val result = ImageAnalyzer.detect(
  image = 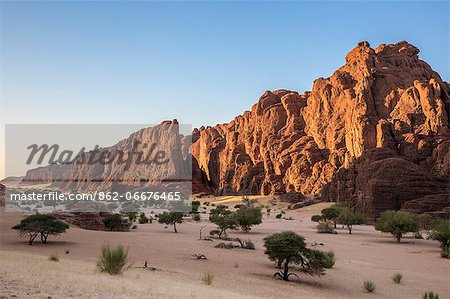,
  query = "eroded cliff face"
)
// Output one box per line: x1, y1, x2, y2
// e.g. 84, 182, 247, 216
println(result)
192, 41, 450, 218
